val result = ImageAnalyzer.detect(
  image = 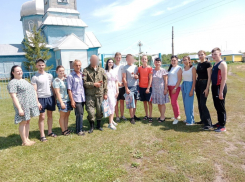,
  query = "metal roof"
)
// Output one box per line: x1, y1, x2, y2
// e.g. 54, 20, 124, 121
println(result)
47, 8, 80, 14
20, 0, 44, 17
53, 33, 89, 51
0, 44, 25, 56
85, 32, 102, 48
42, 16, 88, 27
